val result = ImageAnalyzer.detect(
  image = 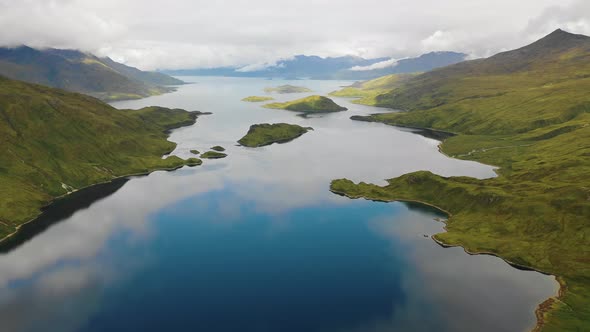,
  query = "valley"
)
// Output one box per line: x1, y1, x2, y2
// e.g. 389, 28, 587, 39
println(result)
0, 4, 588, 328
